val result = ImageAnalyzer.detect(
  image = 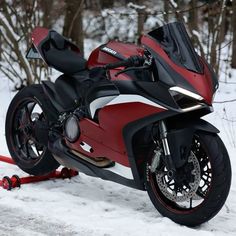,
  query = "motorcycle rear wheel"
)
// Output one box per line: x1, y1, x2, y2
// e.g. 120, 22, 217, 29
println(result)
145, 131, 231, 227
5, 85, 60, 176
